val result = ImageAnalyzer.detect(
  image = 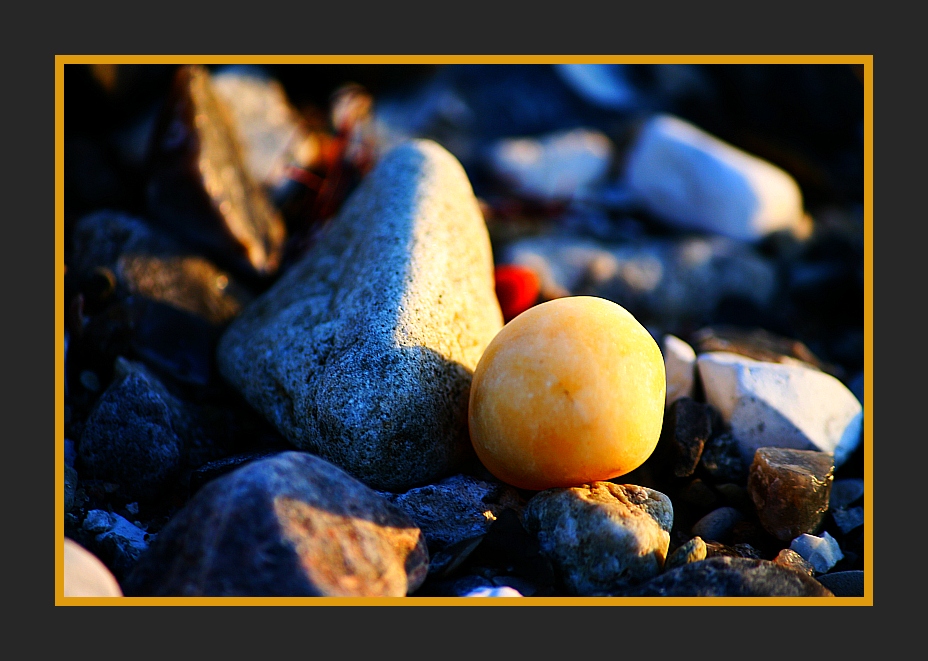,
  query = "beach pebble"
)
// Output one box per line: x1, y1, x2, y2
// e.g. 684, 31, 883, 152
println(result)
217, 139, 503, 491
691, 506, 743, 543
697, 351, 863, 467
790, 531, 844, 574
78, 358, 187, 502
64, 538, 123, 597
663, 334, 696, 405
486, 128, 613, 202
82, 509, 151, 580
747, 447, 834, 542
663, 536, 707, 572
623, 113, 807, 242
468, 296, 665, 490
523, 482, 673, 595
378, 474, 522, 551
462, 585, 523, 597
121, 452, 429, 597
